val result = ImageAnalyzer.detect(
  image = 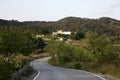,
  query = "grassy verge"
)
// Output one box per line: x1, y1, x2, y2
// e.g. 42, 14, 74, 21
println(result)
48, 58, 120, 79
80, 62, 120, 79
